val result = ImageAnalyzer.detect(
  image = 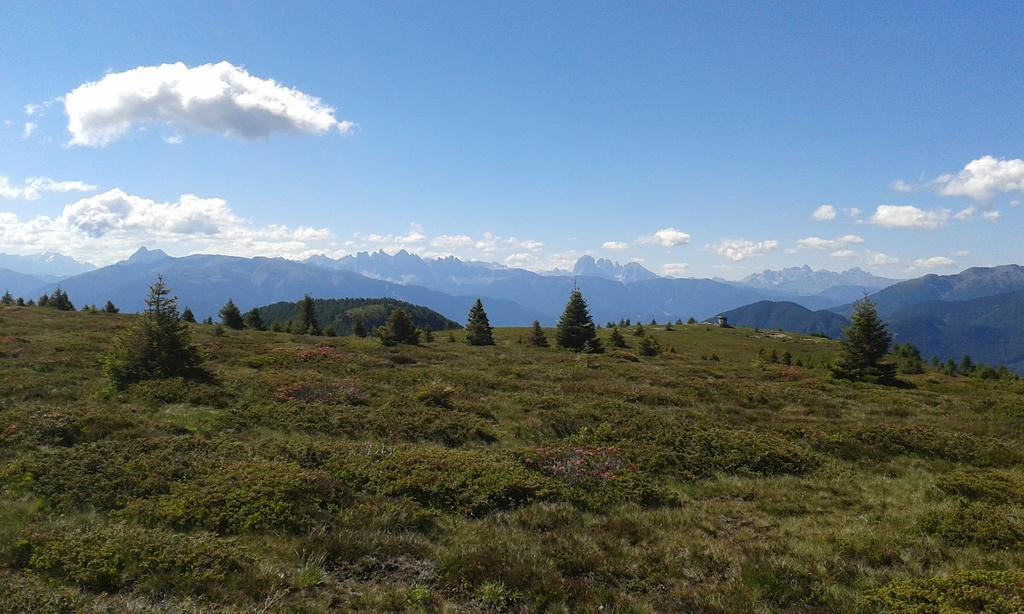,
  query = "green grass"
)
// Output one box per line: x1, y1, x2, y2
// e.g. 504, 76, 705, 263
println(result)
1, 305, 1023, 611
